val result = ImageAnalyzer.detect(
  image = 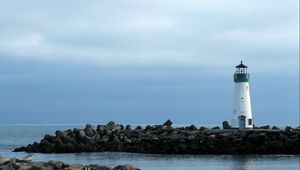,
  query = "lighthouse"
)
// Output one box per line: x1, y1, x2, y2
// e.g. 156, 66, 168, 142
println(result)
231, 61, 253, 129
